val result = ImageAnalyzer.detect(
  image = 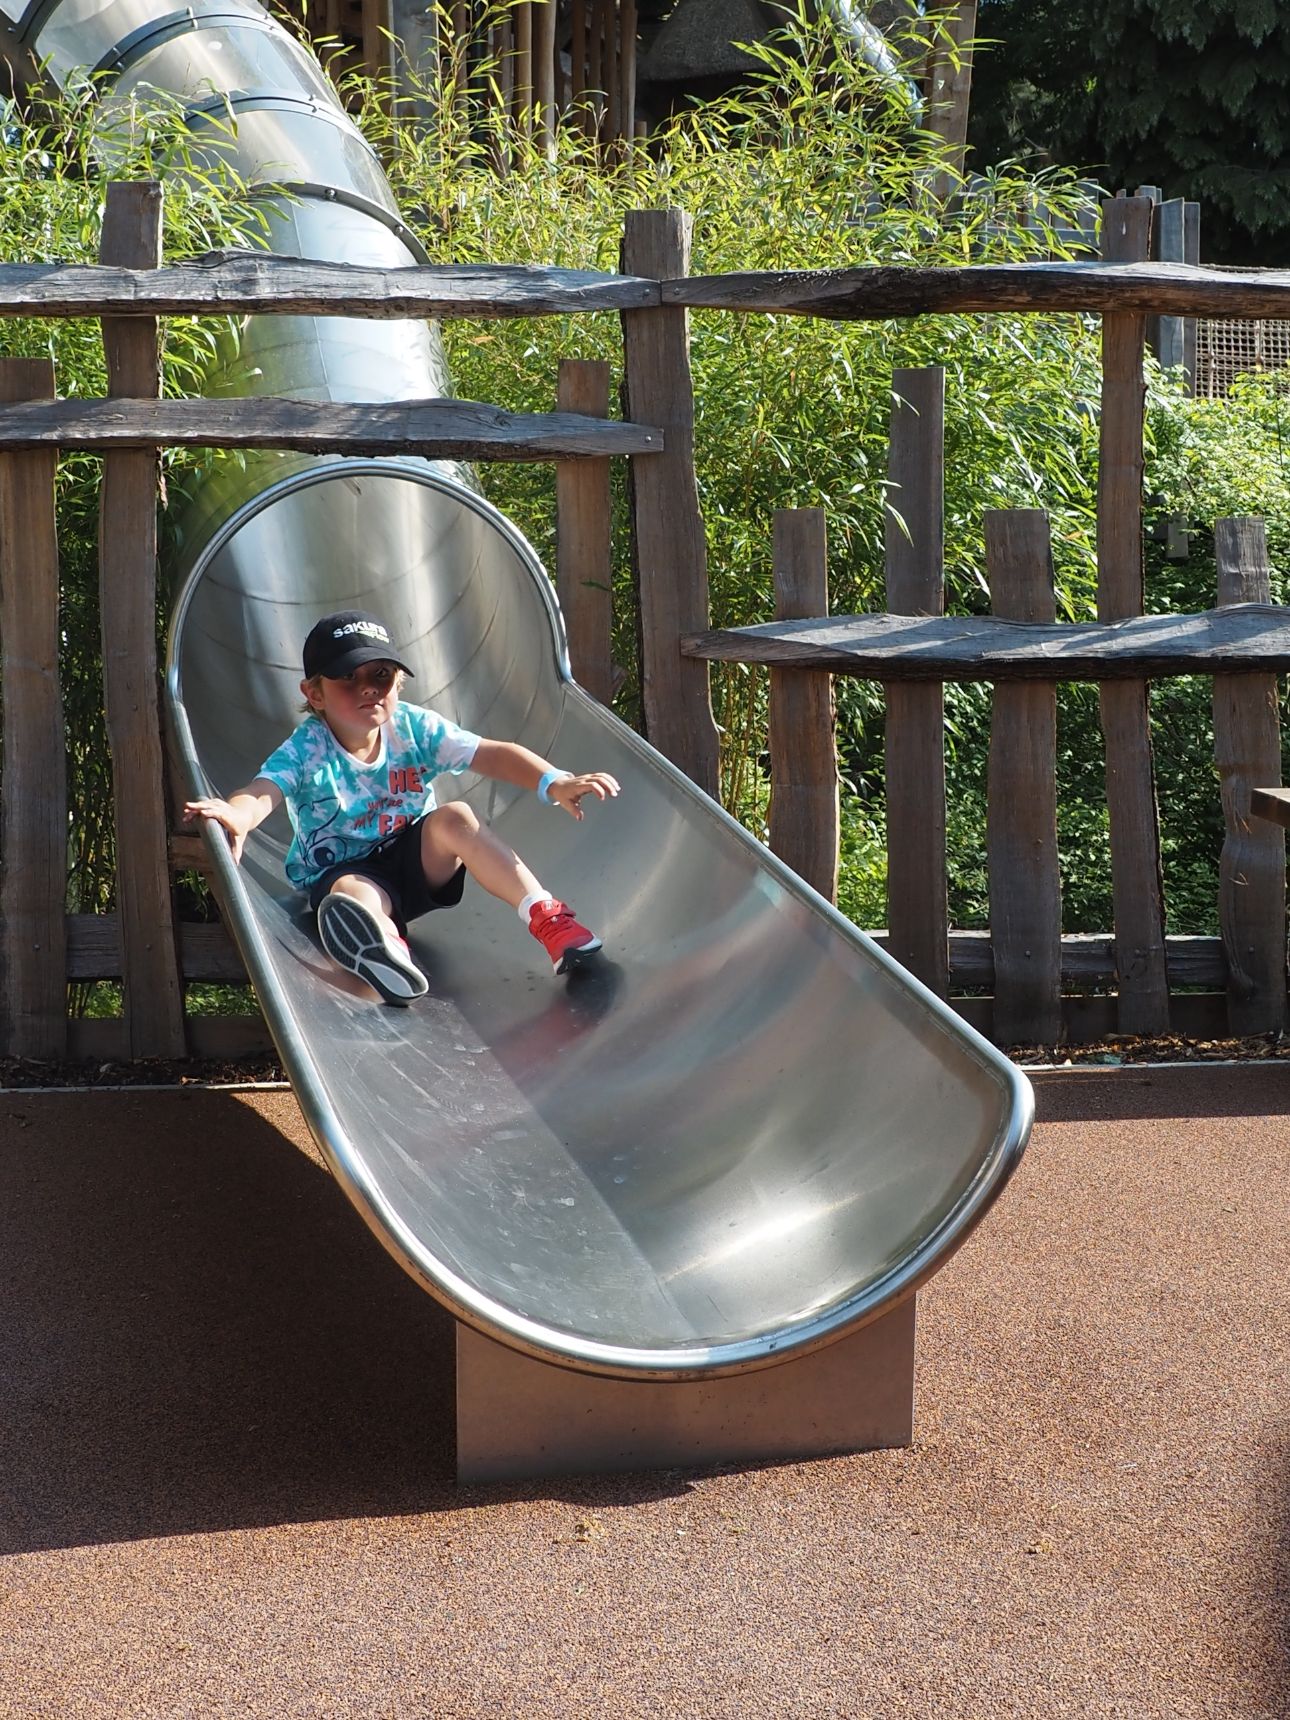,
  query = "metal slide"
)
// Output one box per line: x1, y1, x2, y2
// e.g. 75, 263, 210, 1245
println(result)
7, 0, 1032, 1383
